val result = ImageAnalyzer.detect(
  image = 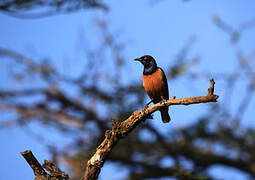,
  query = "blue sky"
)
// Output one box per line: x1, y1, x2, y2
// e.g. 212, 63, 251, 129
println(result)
0, 0, 255, 179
